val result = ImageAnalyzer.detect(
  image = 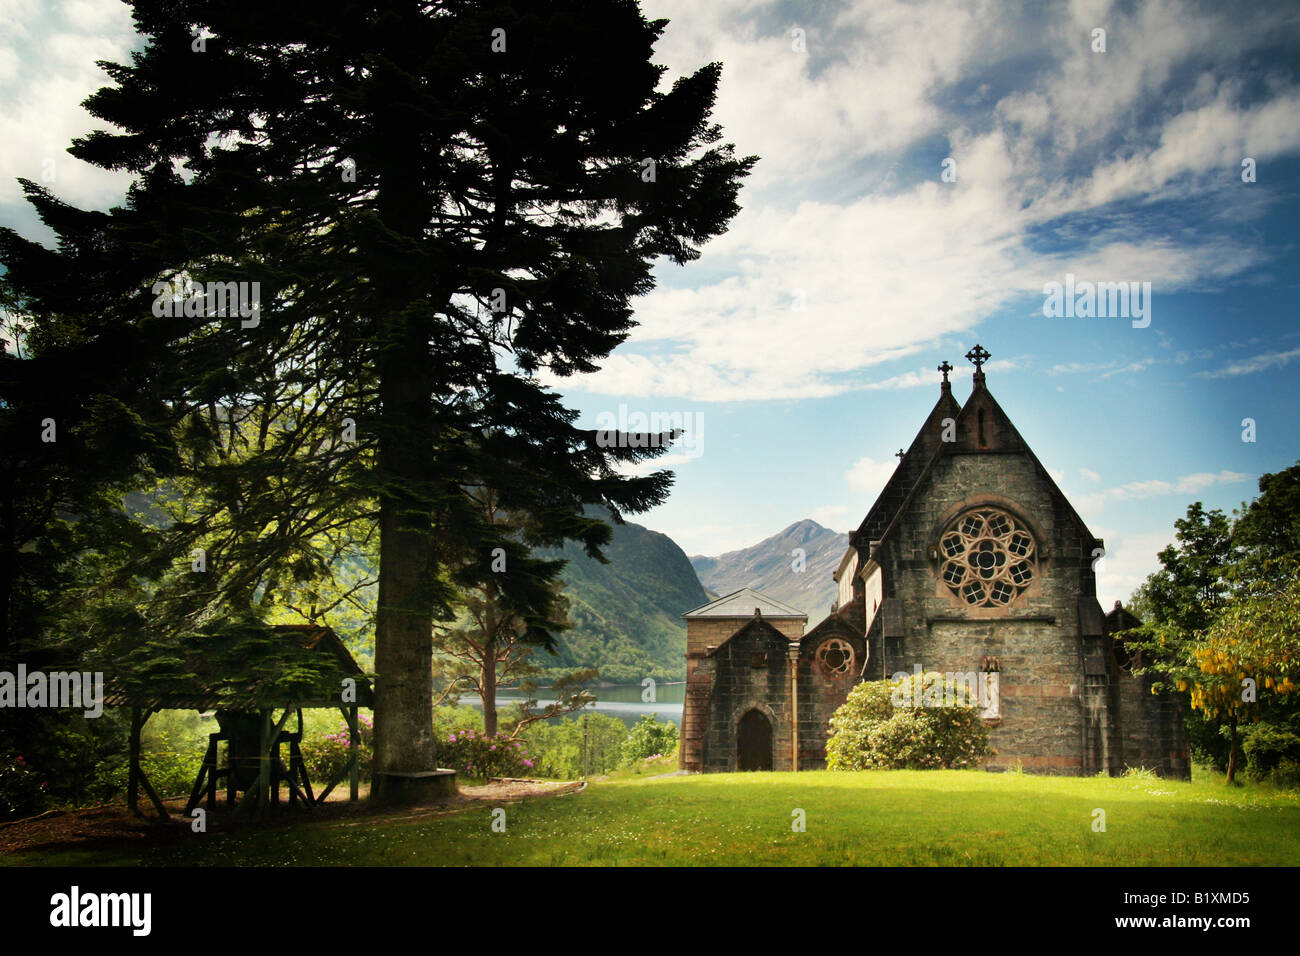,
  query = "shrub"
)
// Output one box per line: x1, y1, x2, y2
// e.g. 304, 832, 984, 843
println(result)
826, 672, 992, 771
0, 755, 47, 820
1265, 758, 1300, 788
621, 714, 679, 765
439, 729, 532, 780
433, 704, 484, 738
1242, 723, 1300, 784
1, 708, 131, 808
300, 713, 373, 786
520, 713, 629, 779
95, 710, 210, 801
